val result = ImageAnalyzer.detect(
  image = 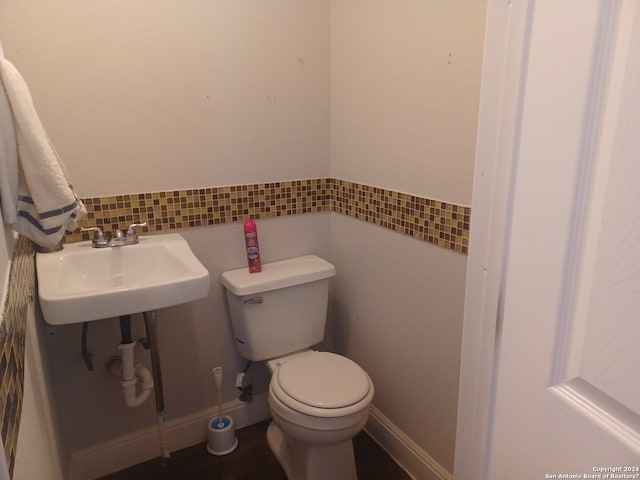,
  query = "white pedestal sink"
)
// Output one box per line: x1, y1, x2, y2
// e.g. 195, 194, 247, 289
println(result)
36, 233, 210, 325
